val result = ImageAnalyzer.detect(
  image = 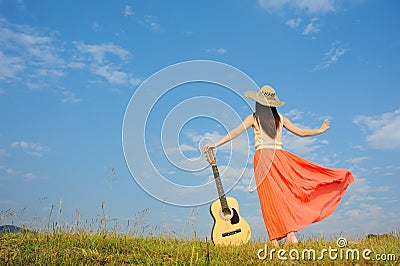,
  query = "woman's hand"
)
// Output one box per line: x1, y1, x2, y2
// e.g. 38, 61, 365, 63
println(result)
320, 119, 331, 133
203, 143, 216, 153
